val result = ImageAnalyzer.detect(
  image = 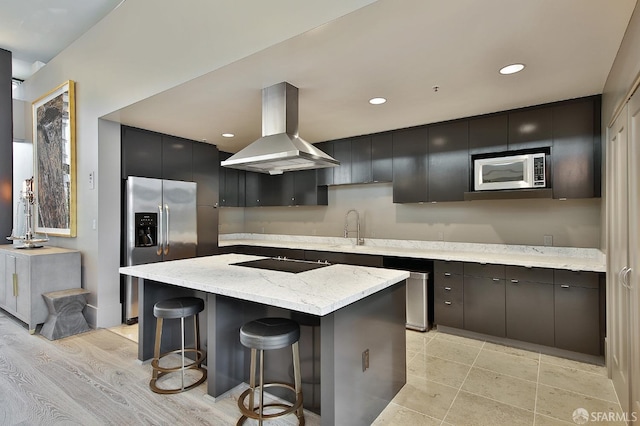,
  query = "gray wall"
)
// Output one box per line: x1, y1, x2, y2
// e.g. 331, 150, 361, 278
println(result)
13, 0, 377, 328
232, 183, 601, 248
1, 49, 12, 242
